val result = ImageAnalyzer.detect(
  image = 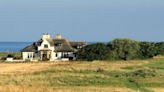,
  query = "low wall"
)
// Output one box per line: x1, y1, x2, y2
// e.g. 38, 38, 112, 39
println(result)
6, 58, 24, 62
